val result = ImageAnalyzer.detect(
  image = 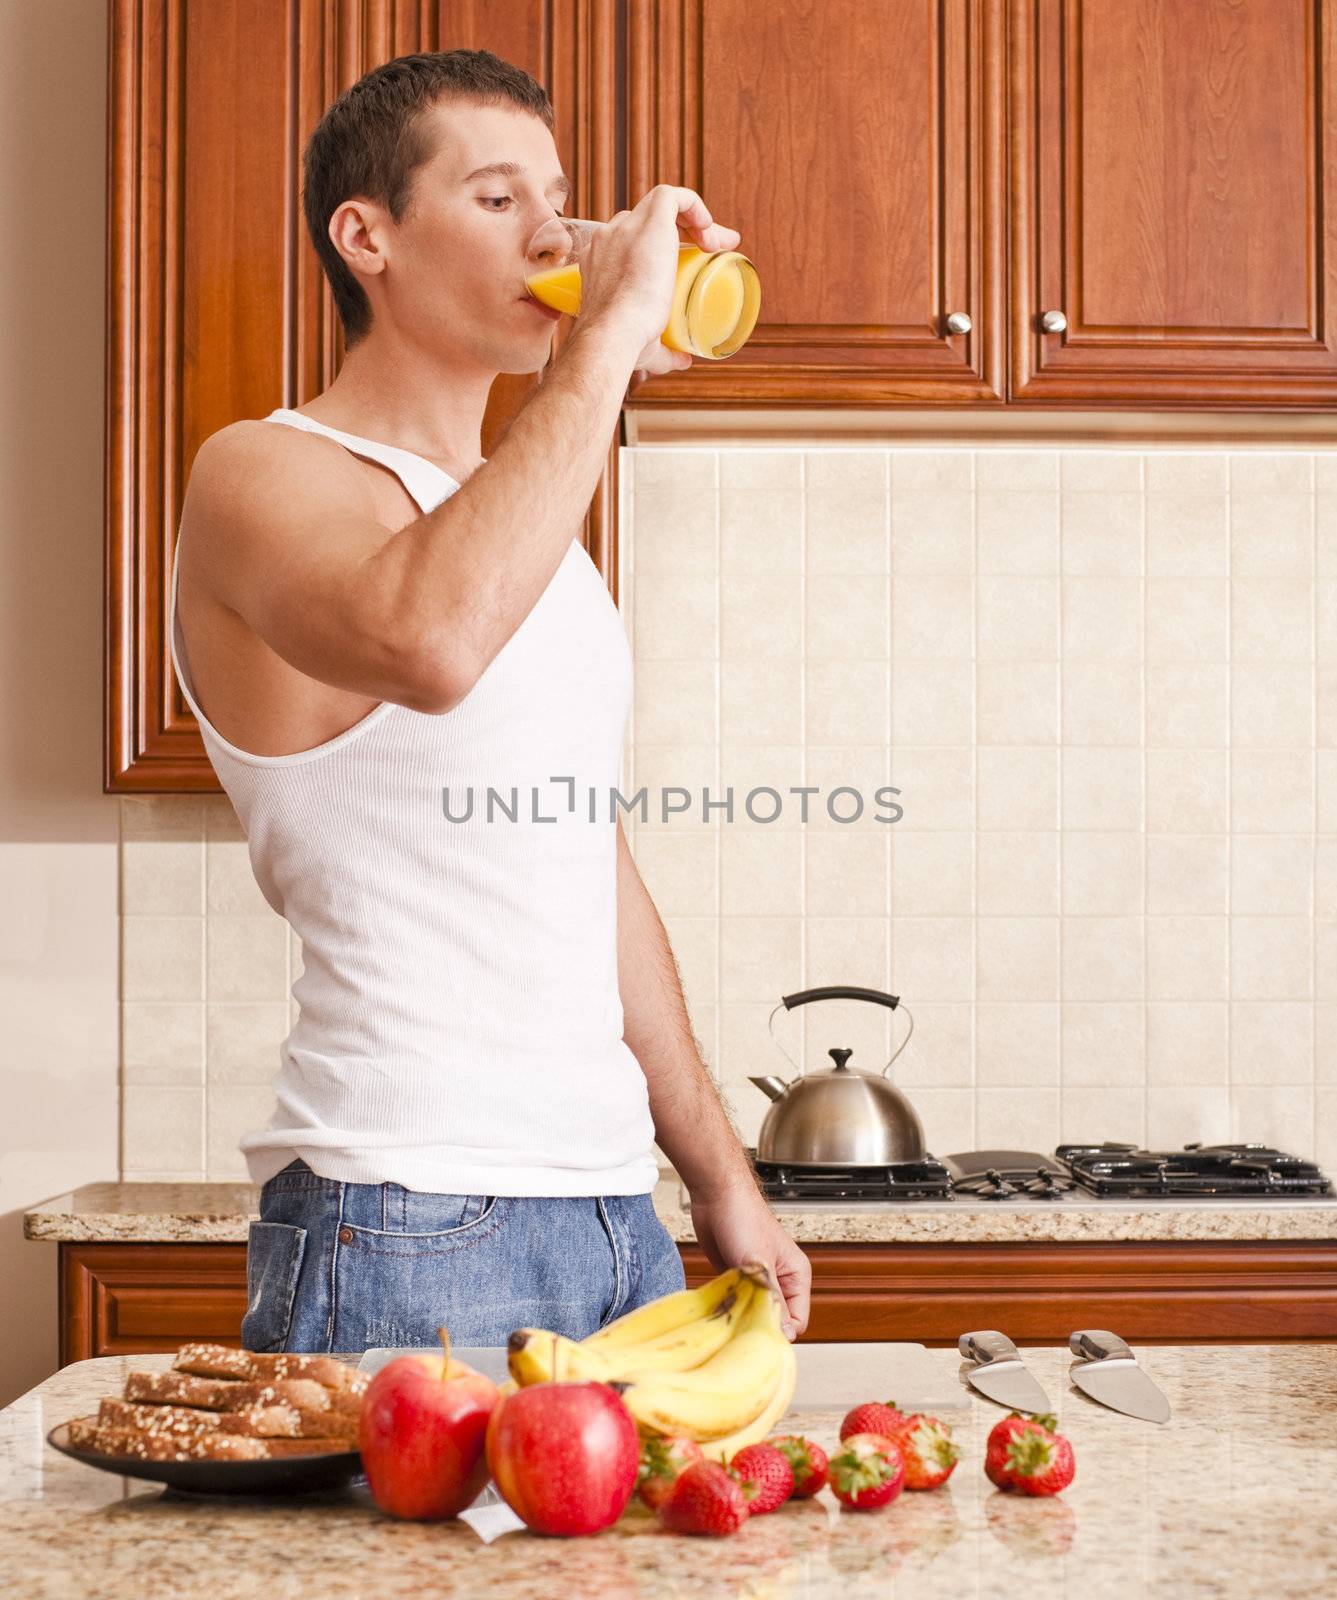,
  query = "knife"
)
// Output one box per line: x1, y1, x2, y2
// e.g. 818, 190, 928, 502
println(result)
958, 1330, 1054, 1414
1068, 1329, 1172, 1424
